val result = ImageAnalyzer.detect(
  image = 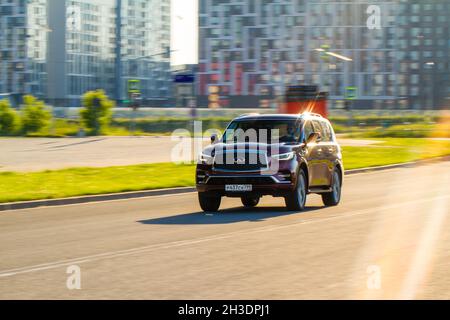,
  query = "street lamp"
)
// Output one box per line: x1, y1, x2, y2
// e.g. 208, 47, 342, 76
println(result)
314, 47, 353, 91
314, 48, 353, 62
120, 47, 177, 102
122, 47, 176, 61
425, 61, 435, 110
315, 47, 354, 127
314, 46, 354, 105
